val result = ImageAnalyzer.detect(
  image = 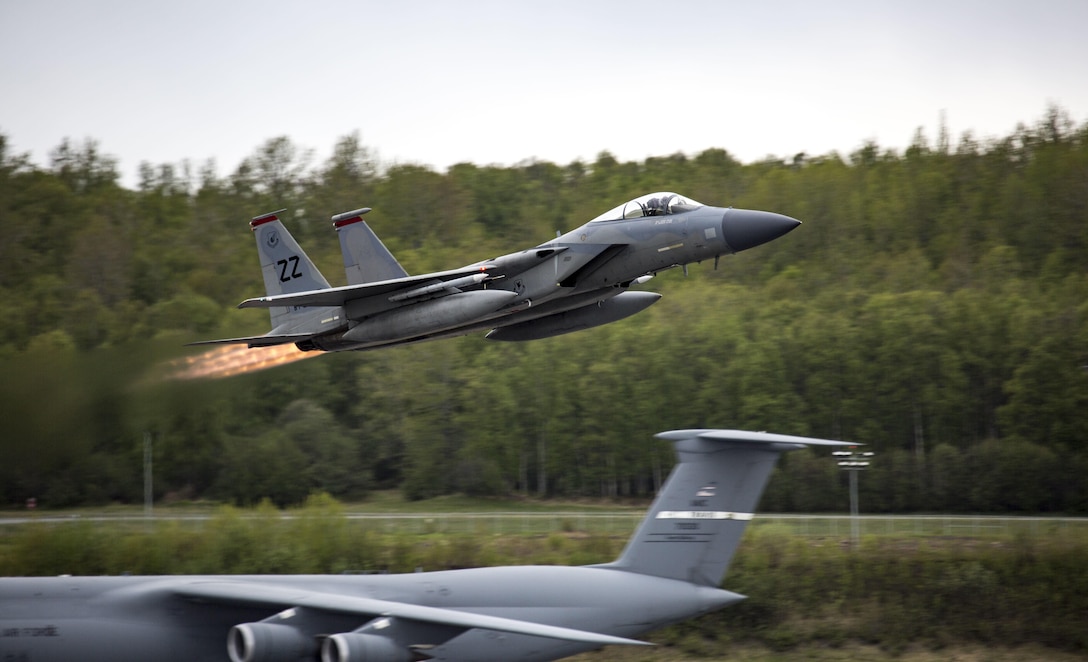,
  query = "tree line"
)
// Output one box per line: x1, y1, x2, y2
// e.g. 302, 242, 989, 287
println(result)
0, 106, 1085, 512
